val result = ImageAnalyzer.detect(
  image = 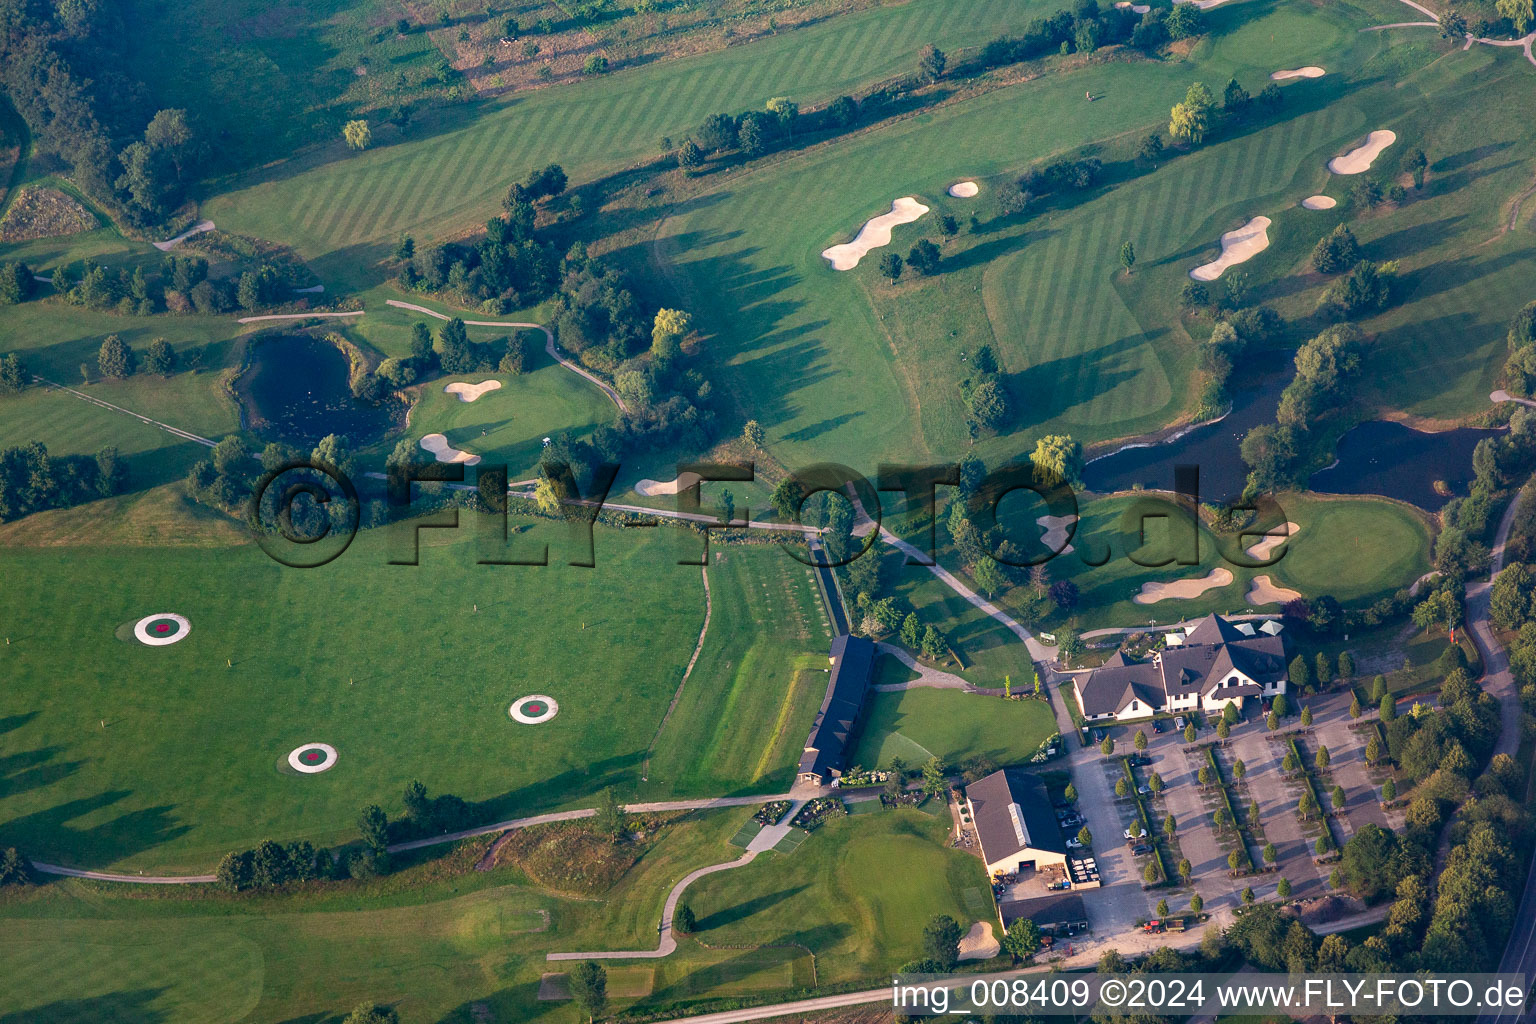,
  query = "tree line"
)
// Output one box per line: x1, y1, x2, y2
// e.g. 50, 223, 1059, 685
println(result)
0, 0, 203, 227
